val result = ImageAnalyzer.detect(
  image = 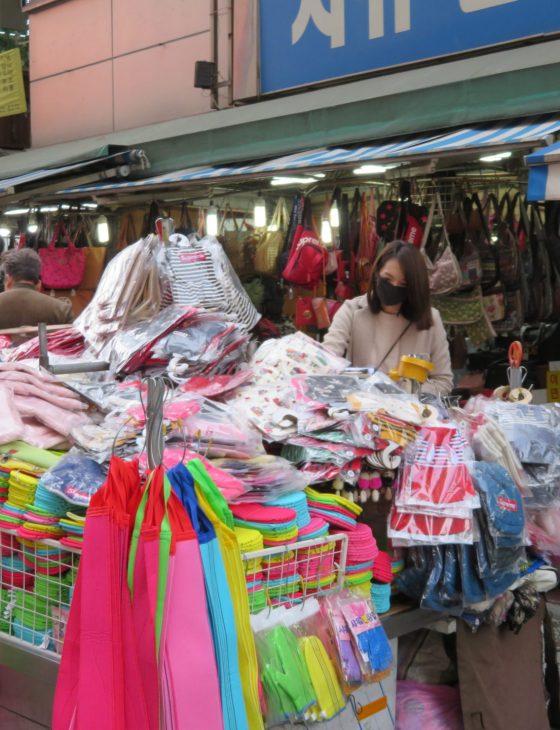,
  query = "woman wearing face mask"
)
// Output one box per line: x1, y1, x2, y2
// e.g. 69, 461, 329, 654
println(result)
323, 240, 453, 396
